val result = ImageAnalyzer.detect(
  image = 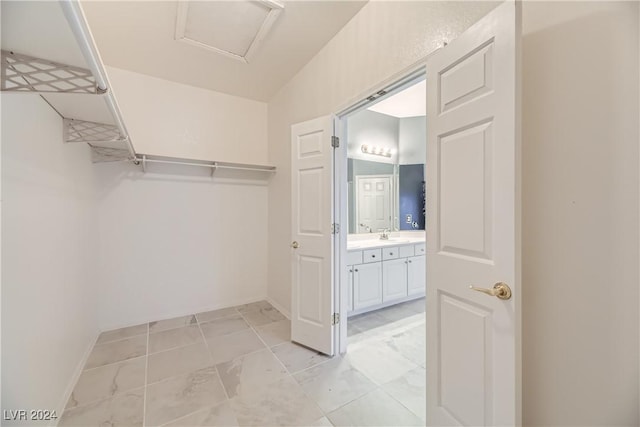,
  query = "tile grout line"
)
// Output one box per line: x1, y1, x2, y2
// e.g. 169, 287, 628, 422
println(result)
63, 386, 148, 415
196, 309, 233, 403
142, 322, 150, 427
146, 315, 225, 427
93, 331, 148, 347
78, 353, 146, 373
240, 310, 331, 422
